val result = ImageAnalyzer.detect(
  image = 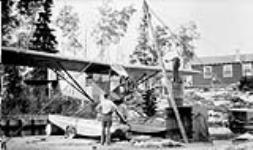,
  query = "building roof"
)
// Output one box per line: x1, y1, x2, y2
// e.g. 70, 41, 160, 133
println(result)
191, 53, 253, 65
